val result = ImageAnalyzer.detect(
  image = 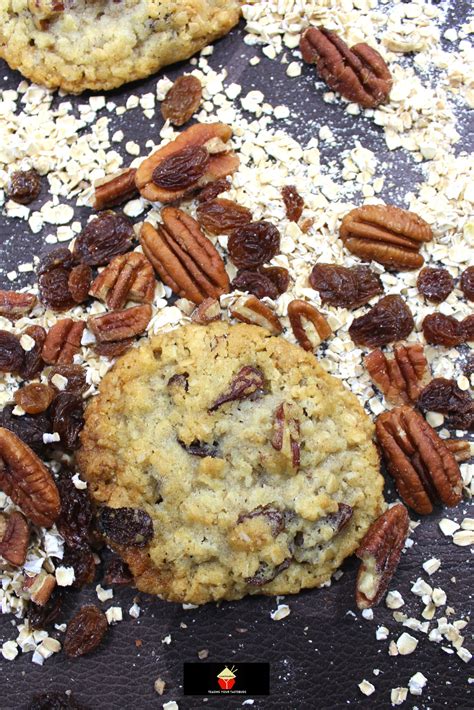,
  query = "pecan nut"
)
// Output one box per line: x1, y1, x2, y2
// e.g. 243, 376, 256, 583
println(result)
88, 304, 152, 343
23, 571, 57, 605
376, 406, 463, 515
0, 427, 60, 527
230, 295, 282, 335
0, 290, 37, 319
140, 208, 229, 305
89, 252, 155, 310
340, 205, 433, 270
288, 299, 332, 350
445, 439, 472, 463
271, 402, 301, 470
209, 366, 266, 411
28, 0, 64, 29
300, 27, 392, 108
135, 123, 239, 203
355, 503, 409, 609
191, 298, 222, 325
365, 343, 429, 405
42, 319, 85, 365
0, 511, 29, 566
93, 168, 138, 210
